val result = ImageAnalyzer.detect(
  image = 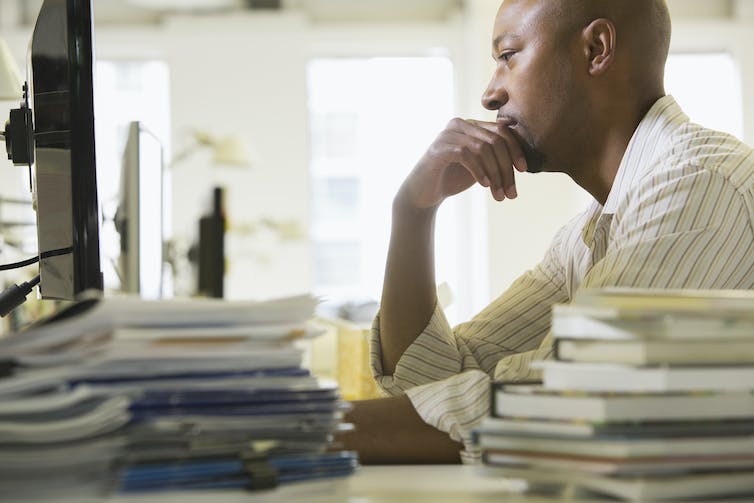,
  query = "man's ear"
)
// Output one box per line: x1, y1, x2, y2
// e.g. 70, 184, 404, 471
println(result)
582, 18, 616, 76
